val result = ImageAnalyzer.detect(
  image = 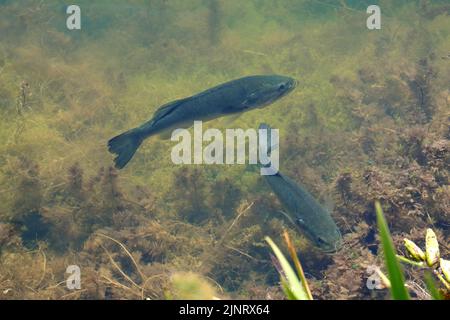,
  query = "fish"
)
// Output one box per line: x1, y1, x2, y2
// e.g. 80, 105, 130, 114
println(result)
107, 75, 297, 169
259, 123, 342, 253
